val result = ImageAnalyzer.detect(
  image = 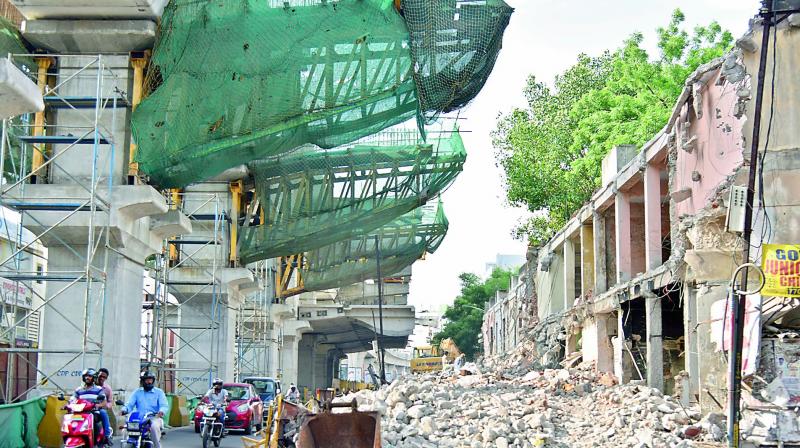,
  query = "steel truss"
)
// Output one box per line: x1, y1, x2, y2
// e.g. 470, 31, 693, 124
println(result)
142, 191, 227, 396
0, 54, 124, 402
